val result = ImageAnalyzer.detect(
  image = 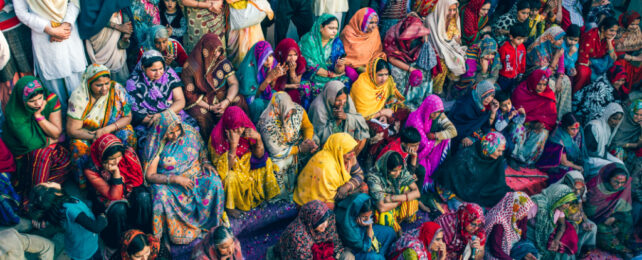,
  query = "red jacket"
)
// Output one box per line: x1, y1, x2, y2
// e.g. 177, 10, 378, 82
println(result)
498, 41, 526, 79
